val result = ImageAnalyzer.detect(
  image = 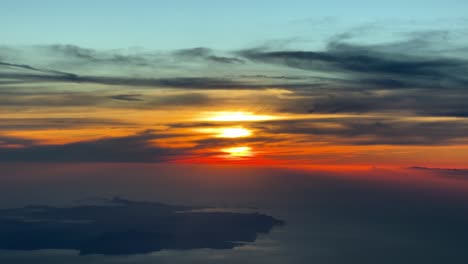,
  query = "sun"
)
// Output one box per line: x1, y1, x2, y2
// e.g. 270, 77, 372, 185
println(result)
206, 112, 275, 122
218, 127, 251, 138
221, 146, 252, 157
